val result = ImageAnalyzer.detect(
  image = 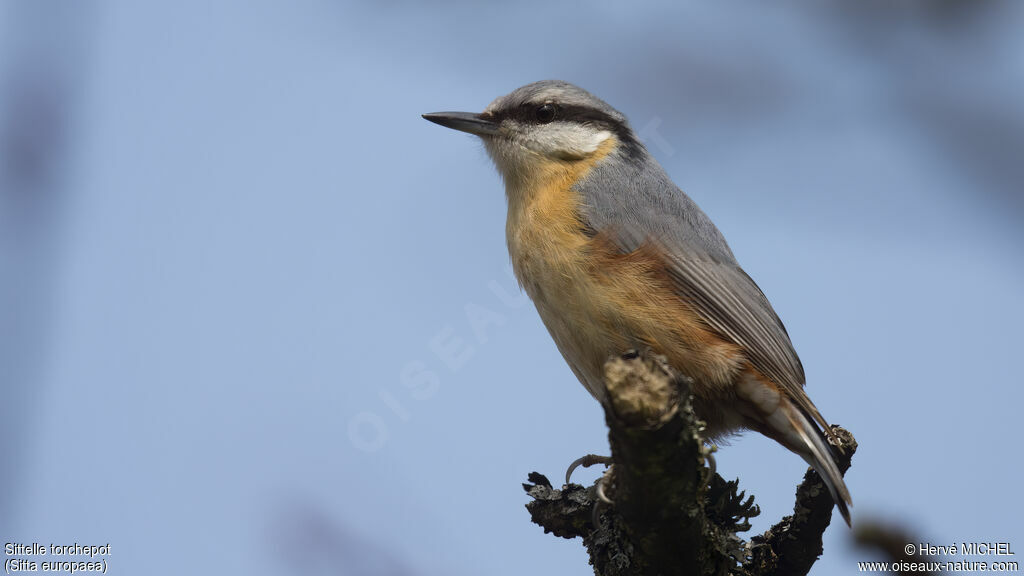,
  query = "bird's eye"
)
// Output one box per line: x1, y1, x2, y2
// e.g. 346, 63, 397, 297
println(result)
535, 103, 556, 124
